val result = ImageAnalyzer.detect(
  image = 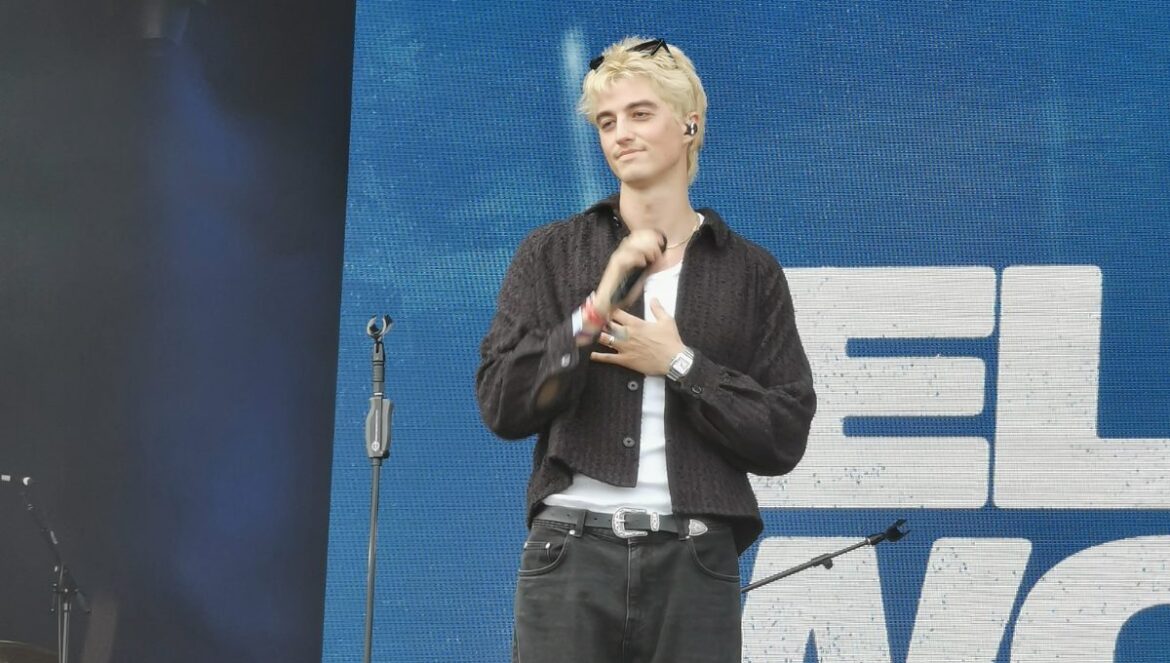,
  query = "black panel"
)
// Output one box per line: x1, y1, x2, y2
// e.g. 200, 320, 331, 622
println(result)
0, 2, 354, 660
